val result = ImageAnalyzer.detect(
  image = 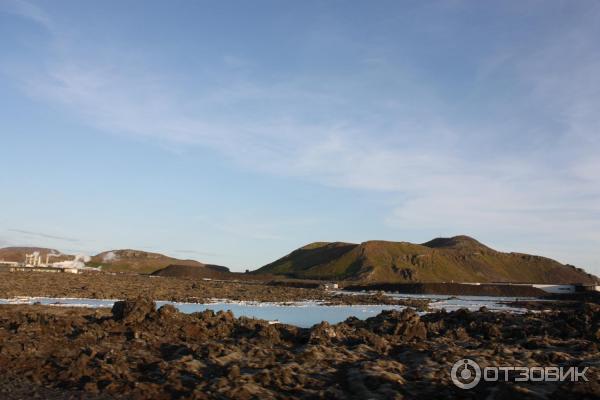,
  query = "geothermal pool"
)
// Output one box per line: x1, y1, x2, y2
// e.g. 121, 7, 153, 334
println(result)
0, 294, 533, 328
